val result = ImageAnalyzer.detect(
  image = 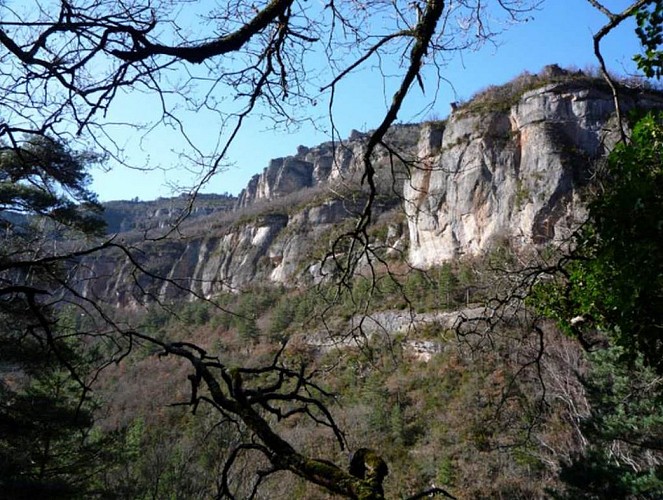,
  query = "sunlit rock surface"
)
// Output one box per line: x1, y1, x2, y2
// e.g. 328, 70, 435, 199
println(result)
405, 83, 663, 267
82, 77, 663, 305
